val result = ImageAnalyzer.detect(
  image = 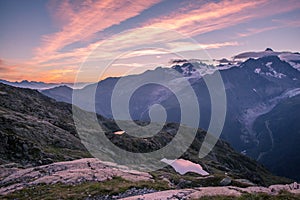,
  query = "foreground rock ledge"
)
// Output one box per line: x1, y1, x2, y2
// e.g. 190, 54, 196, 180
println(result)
0, 158, 152, 195
121, 183, 300, 200
0, 158, 299, 199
